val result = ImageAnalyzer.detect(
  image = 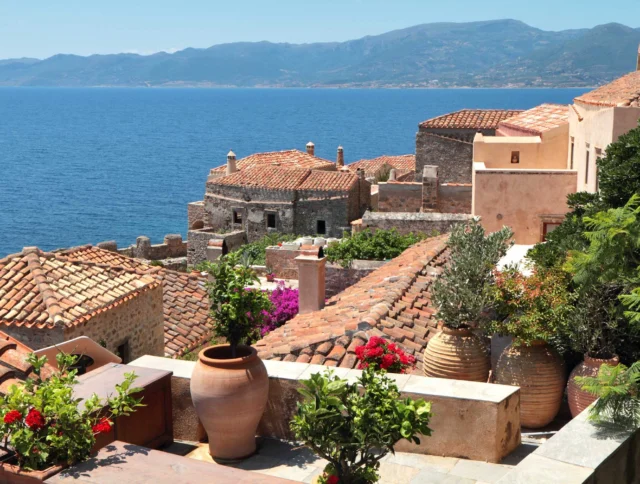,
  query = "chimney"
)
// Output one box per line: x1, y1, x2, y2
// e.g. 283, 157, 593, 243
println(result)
336, 146, 344, 167
356, 168, 365, 181
422, 165, 439, 212
388, 168, 397, 181
306, 141, 315, 156
295, 253, 326, 314
226, 150, 237, 175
